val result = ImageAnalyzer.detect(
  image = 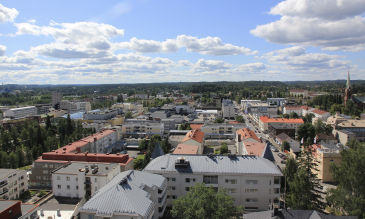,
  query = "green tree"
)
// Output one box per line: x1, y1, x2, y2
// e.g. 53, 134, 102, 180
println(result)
8, 152, 19, 169
214, 117, 224, 123
171, 183, 245, 219
289, 112, 299, 119
296, 123, 316, 143
220, 143, 228, 154
235, 115, 245, 123
287, 168, 315, 210
283, 157, 298, 193
46, 115, 52, 130
329, 104, 344, 115
25, 147, 33, 165
66, 114, 74, 135
302, 113, 314, 124
15, 148, 25, 168
283, 113, 290, 119
124, 111, 133, 118
160, 137, 171, 154
182, 101, 188, 105
314, 120, 326, 134
133, 155, 144, 170
138, 139, 148, 151
282, 140, 290, 151
326, 140, 365, 218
